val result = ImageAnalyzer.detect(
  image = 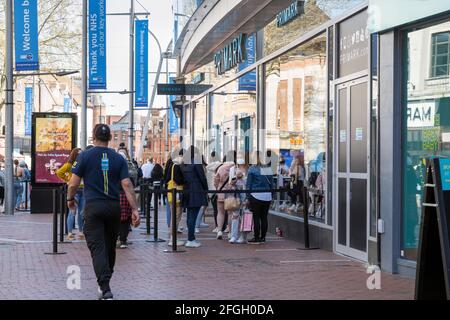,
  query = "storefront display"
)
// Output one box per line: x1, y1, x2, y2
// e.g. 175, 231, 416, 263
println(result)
402, 20, 450, 261
264, 33, 327, 220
